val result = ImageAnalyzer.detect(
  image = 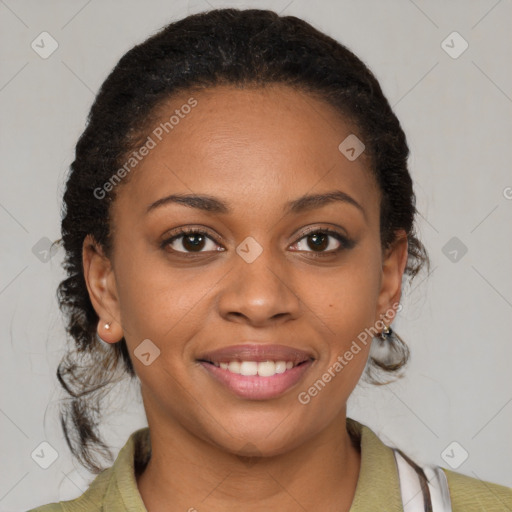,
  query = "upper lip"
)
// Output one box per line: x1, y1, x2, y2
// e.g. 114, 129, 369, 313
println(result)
197, 344, 315, 364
